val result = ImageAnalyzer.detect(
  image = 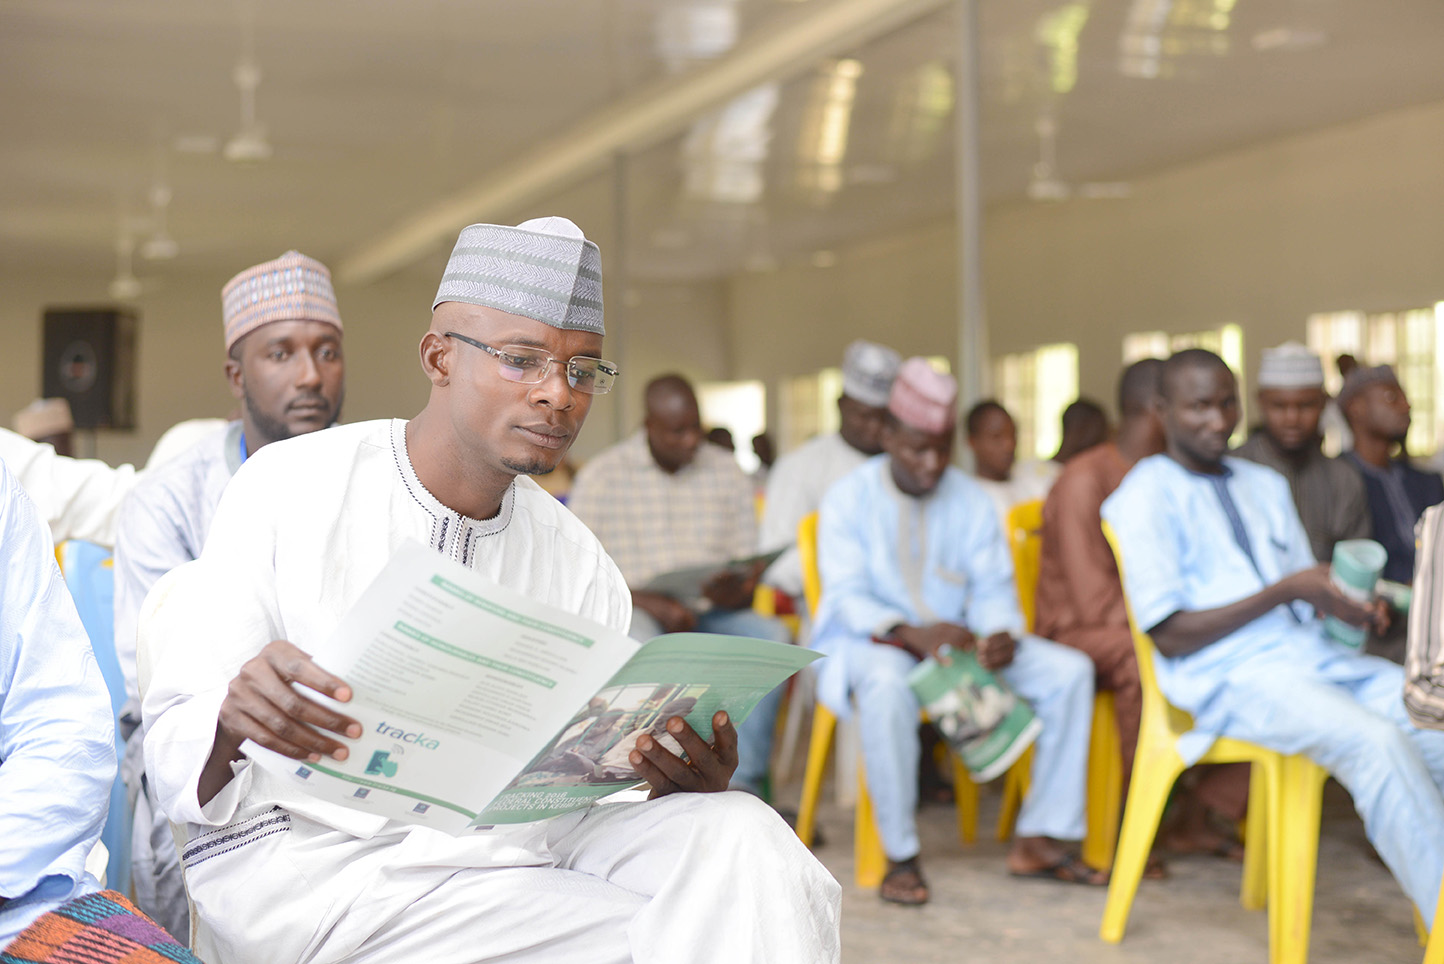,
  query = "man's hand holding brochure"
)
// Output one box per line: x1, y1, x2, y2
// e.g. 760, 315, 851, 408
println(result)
240, 540, 819, 833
